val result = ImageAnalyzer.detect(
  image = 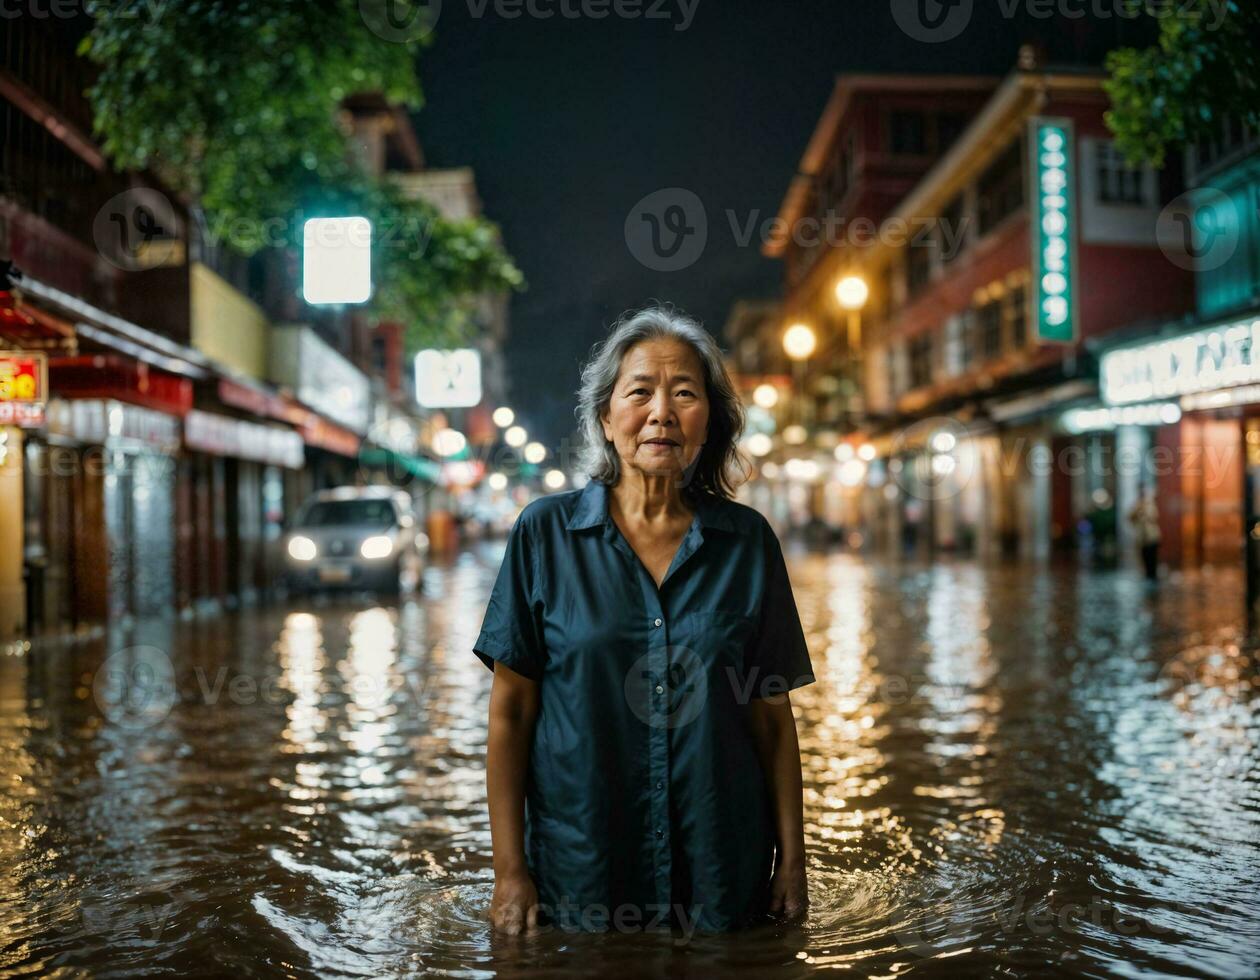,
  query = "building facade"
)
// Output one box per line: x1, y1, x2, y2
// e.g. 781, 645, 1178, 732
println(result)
760, 50, 1197, 564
